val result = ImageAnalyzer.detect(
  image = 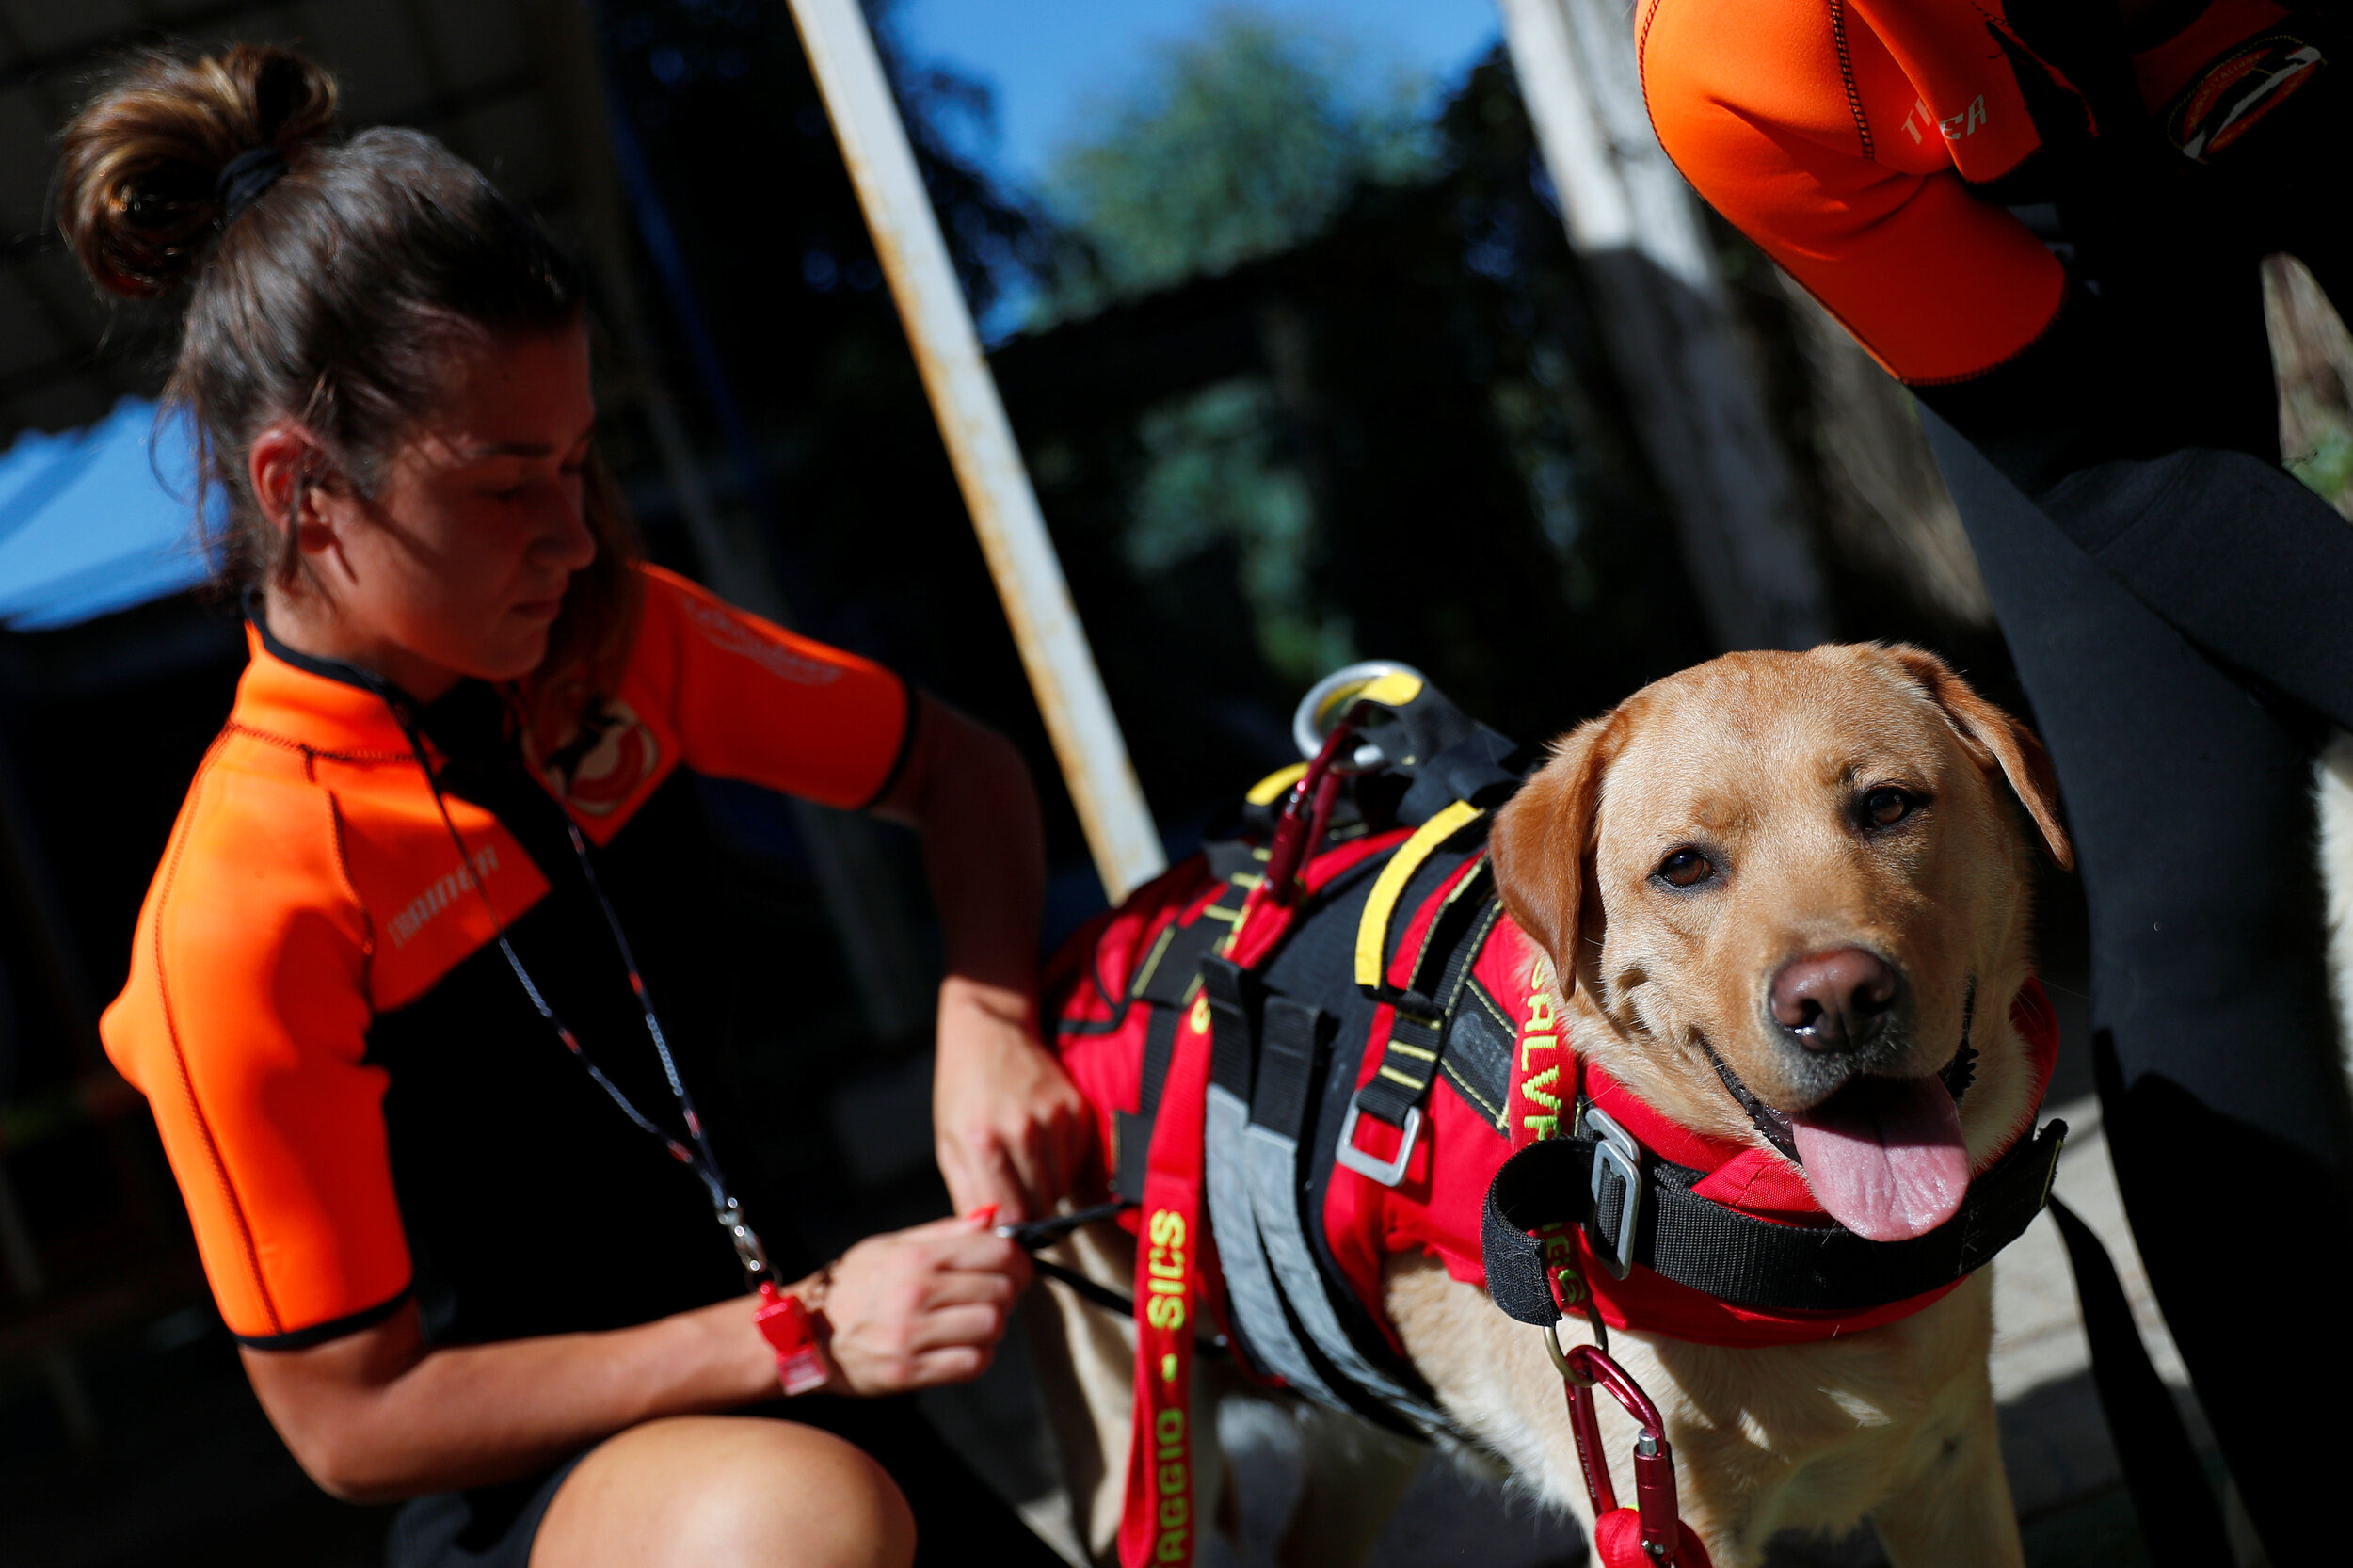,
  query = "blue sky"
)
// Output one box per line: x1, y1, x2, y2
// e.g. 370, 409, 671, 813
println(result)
887, 0, 1504, 192
0, 399, 215, 631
